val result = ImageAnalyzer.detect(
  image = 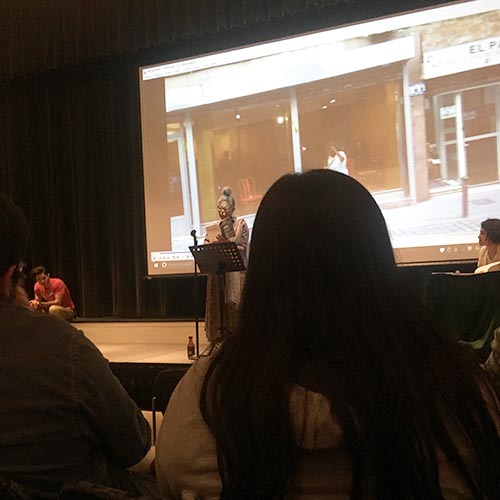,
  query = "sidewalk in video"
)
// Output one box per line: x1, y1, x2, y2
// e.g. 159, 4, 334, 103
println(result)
380, 184, 500, 250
